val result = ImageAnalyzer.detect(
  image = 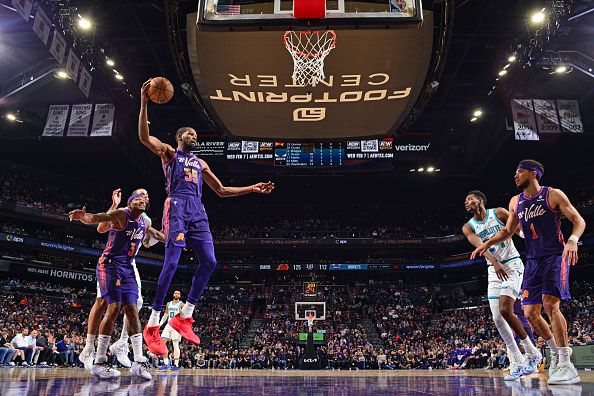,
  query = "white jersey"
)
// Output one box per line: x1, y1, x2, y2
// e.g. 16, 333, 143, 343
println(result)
166, 300, 183, 322
467, 208, 520, 265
